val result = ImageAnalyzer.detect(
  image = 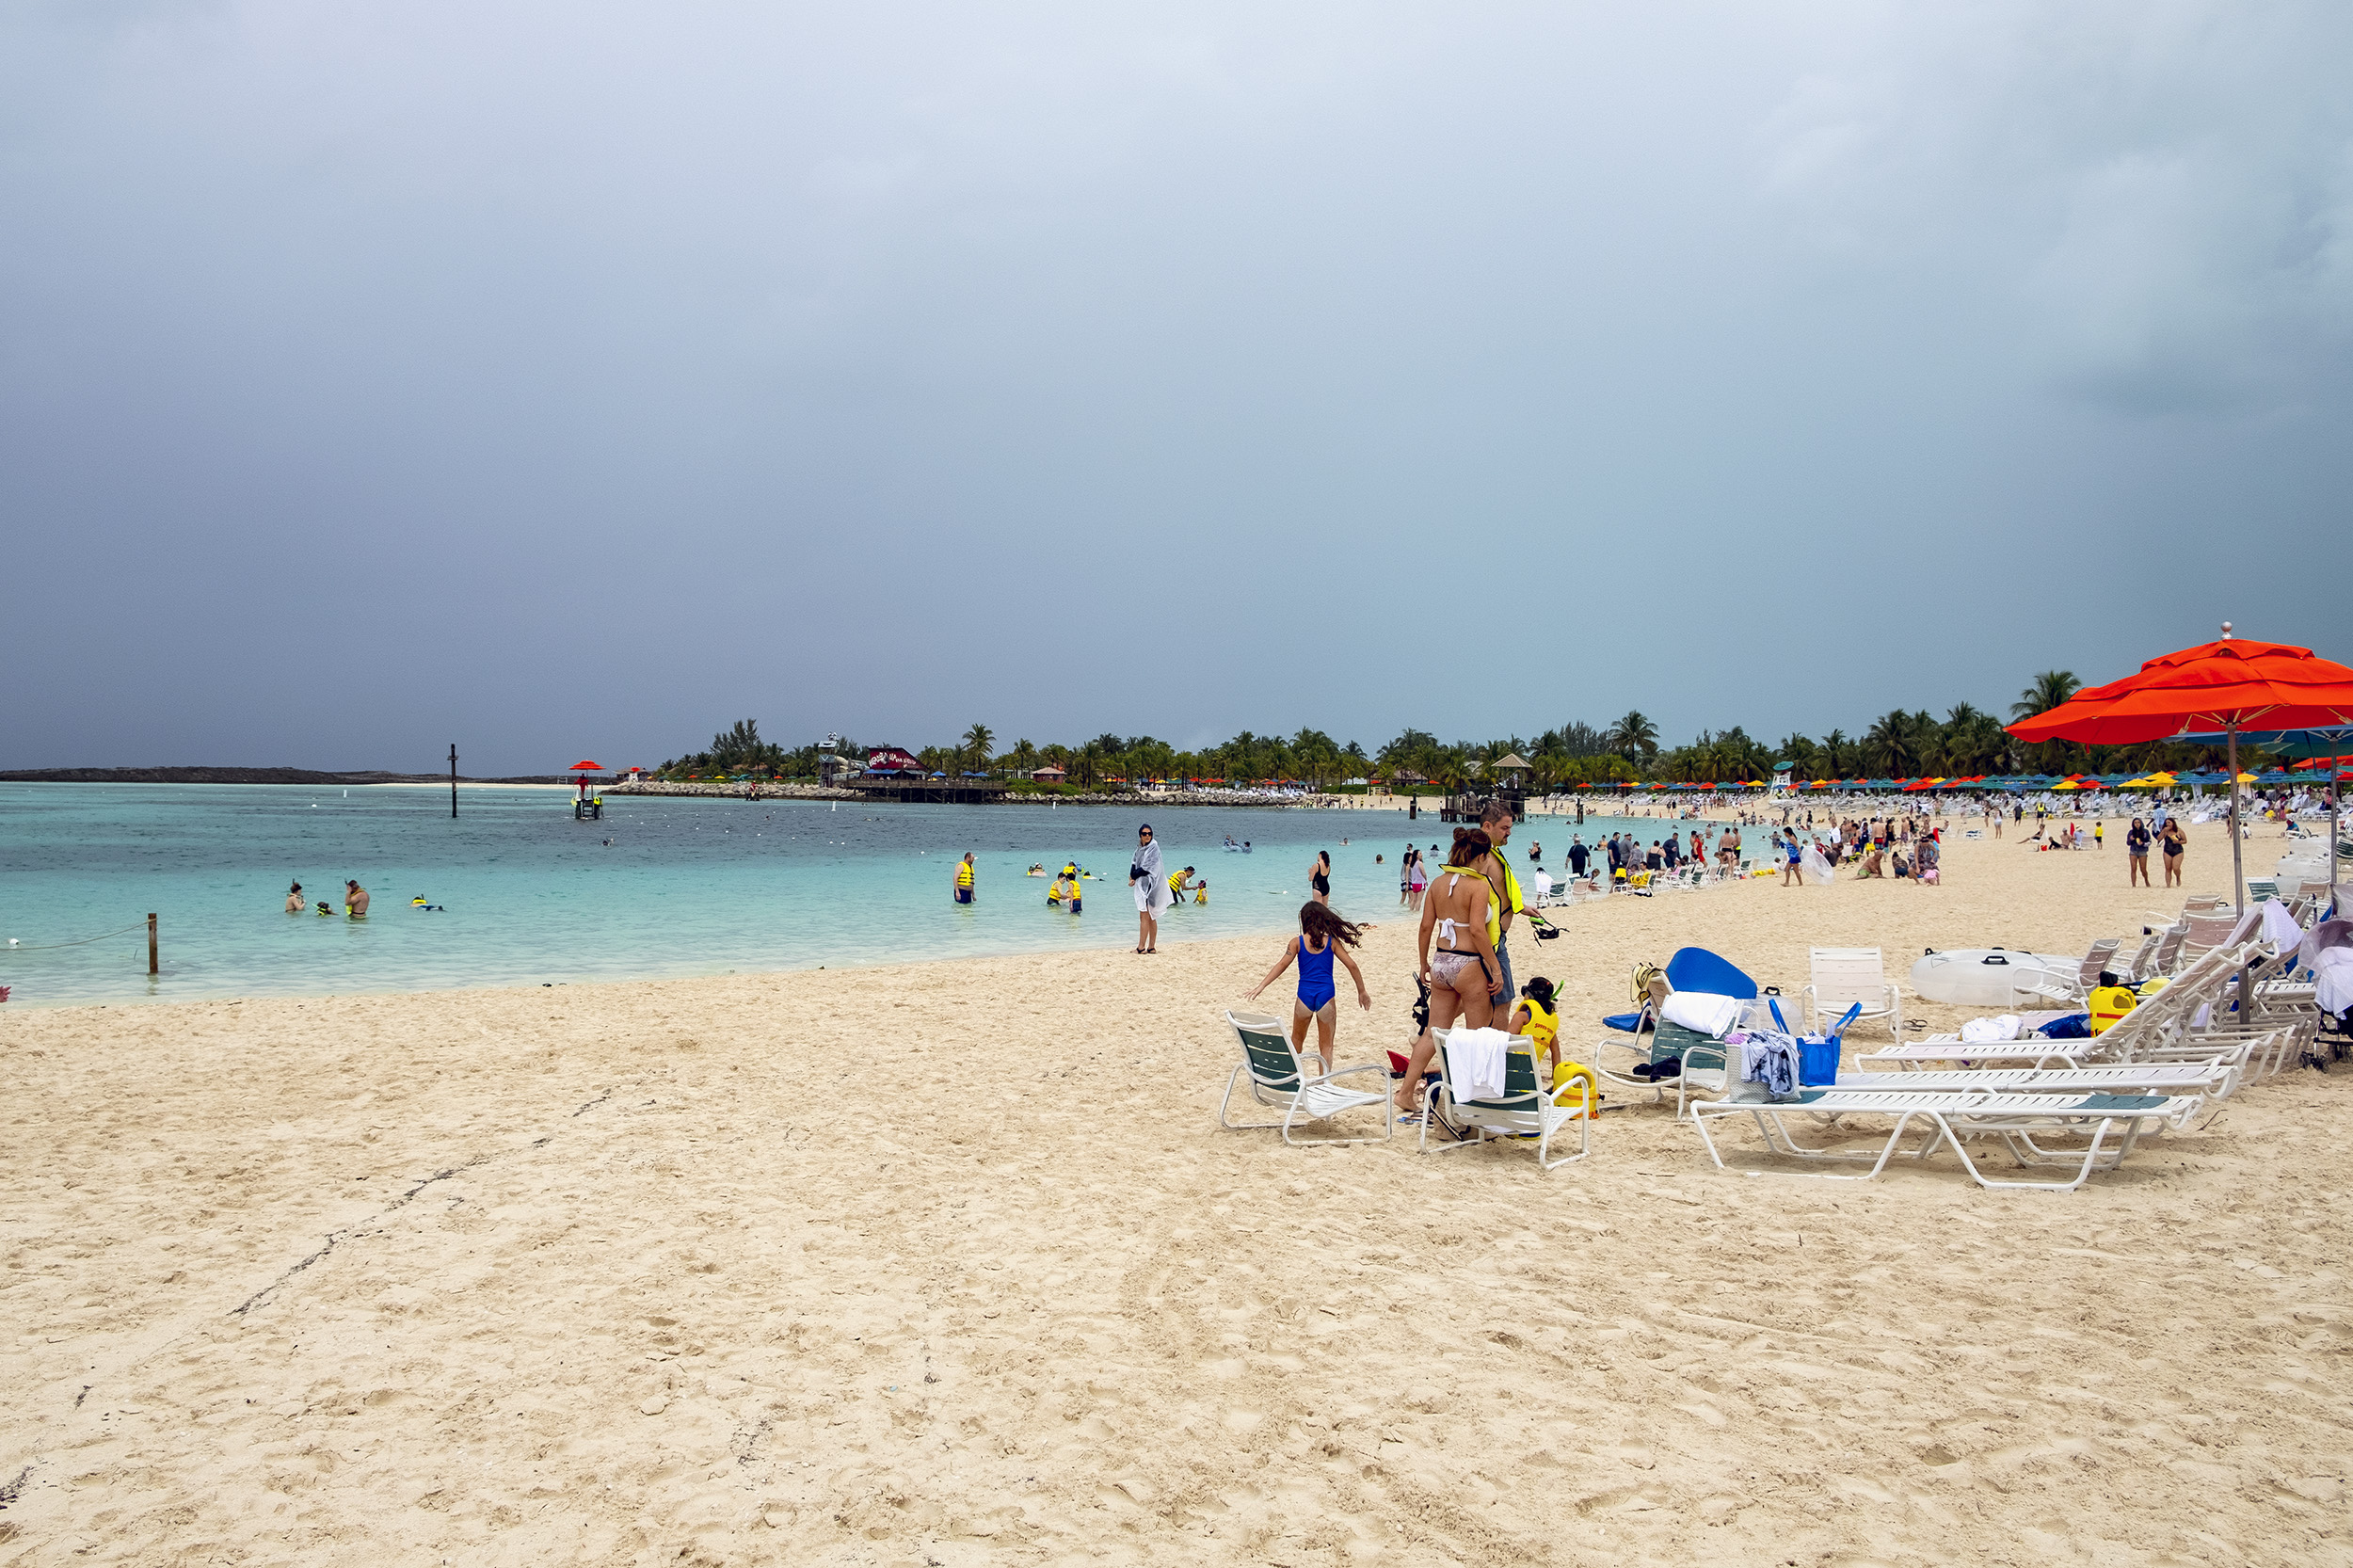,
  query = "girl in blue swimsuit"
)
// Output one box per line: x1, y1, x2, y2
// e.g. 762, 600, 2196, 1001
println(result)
1246, 902, 1372, 1075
